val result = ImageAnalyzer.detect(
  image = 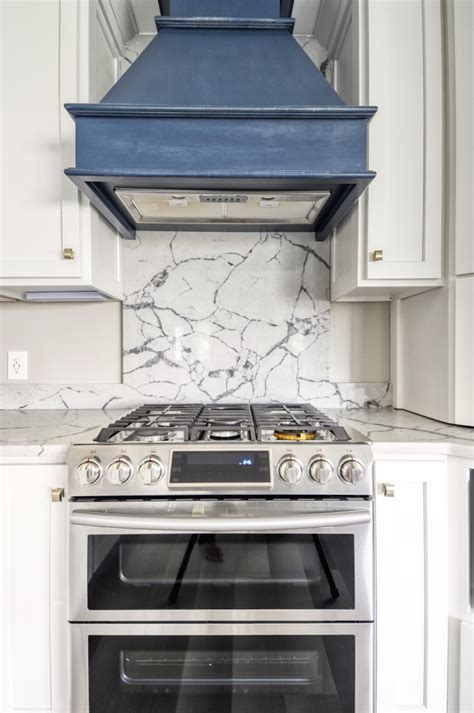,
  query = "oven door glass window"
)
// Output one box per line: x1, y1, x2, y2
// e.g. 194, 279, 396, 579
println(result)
87, 533, 355, 610
89, 634, 355, 713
